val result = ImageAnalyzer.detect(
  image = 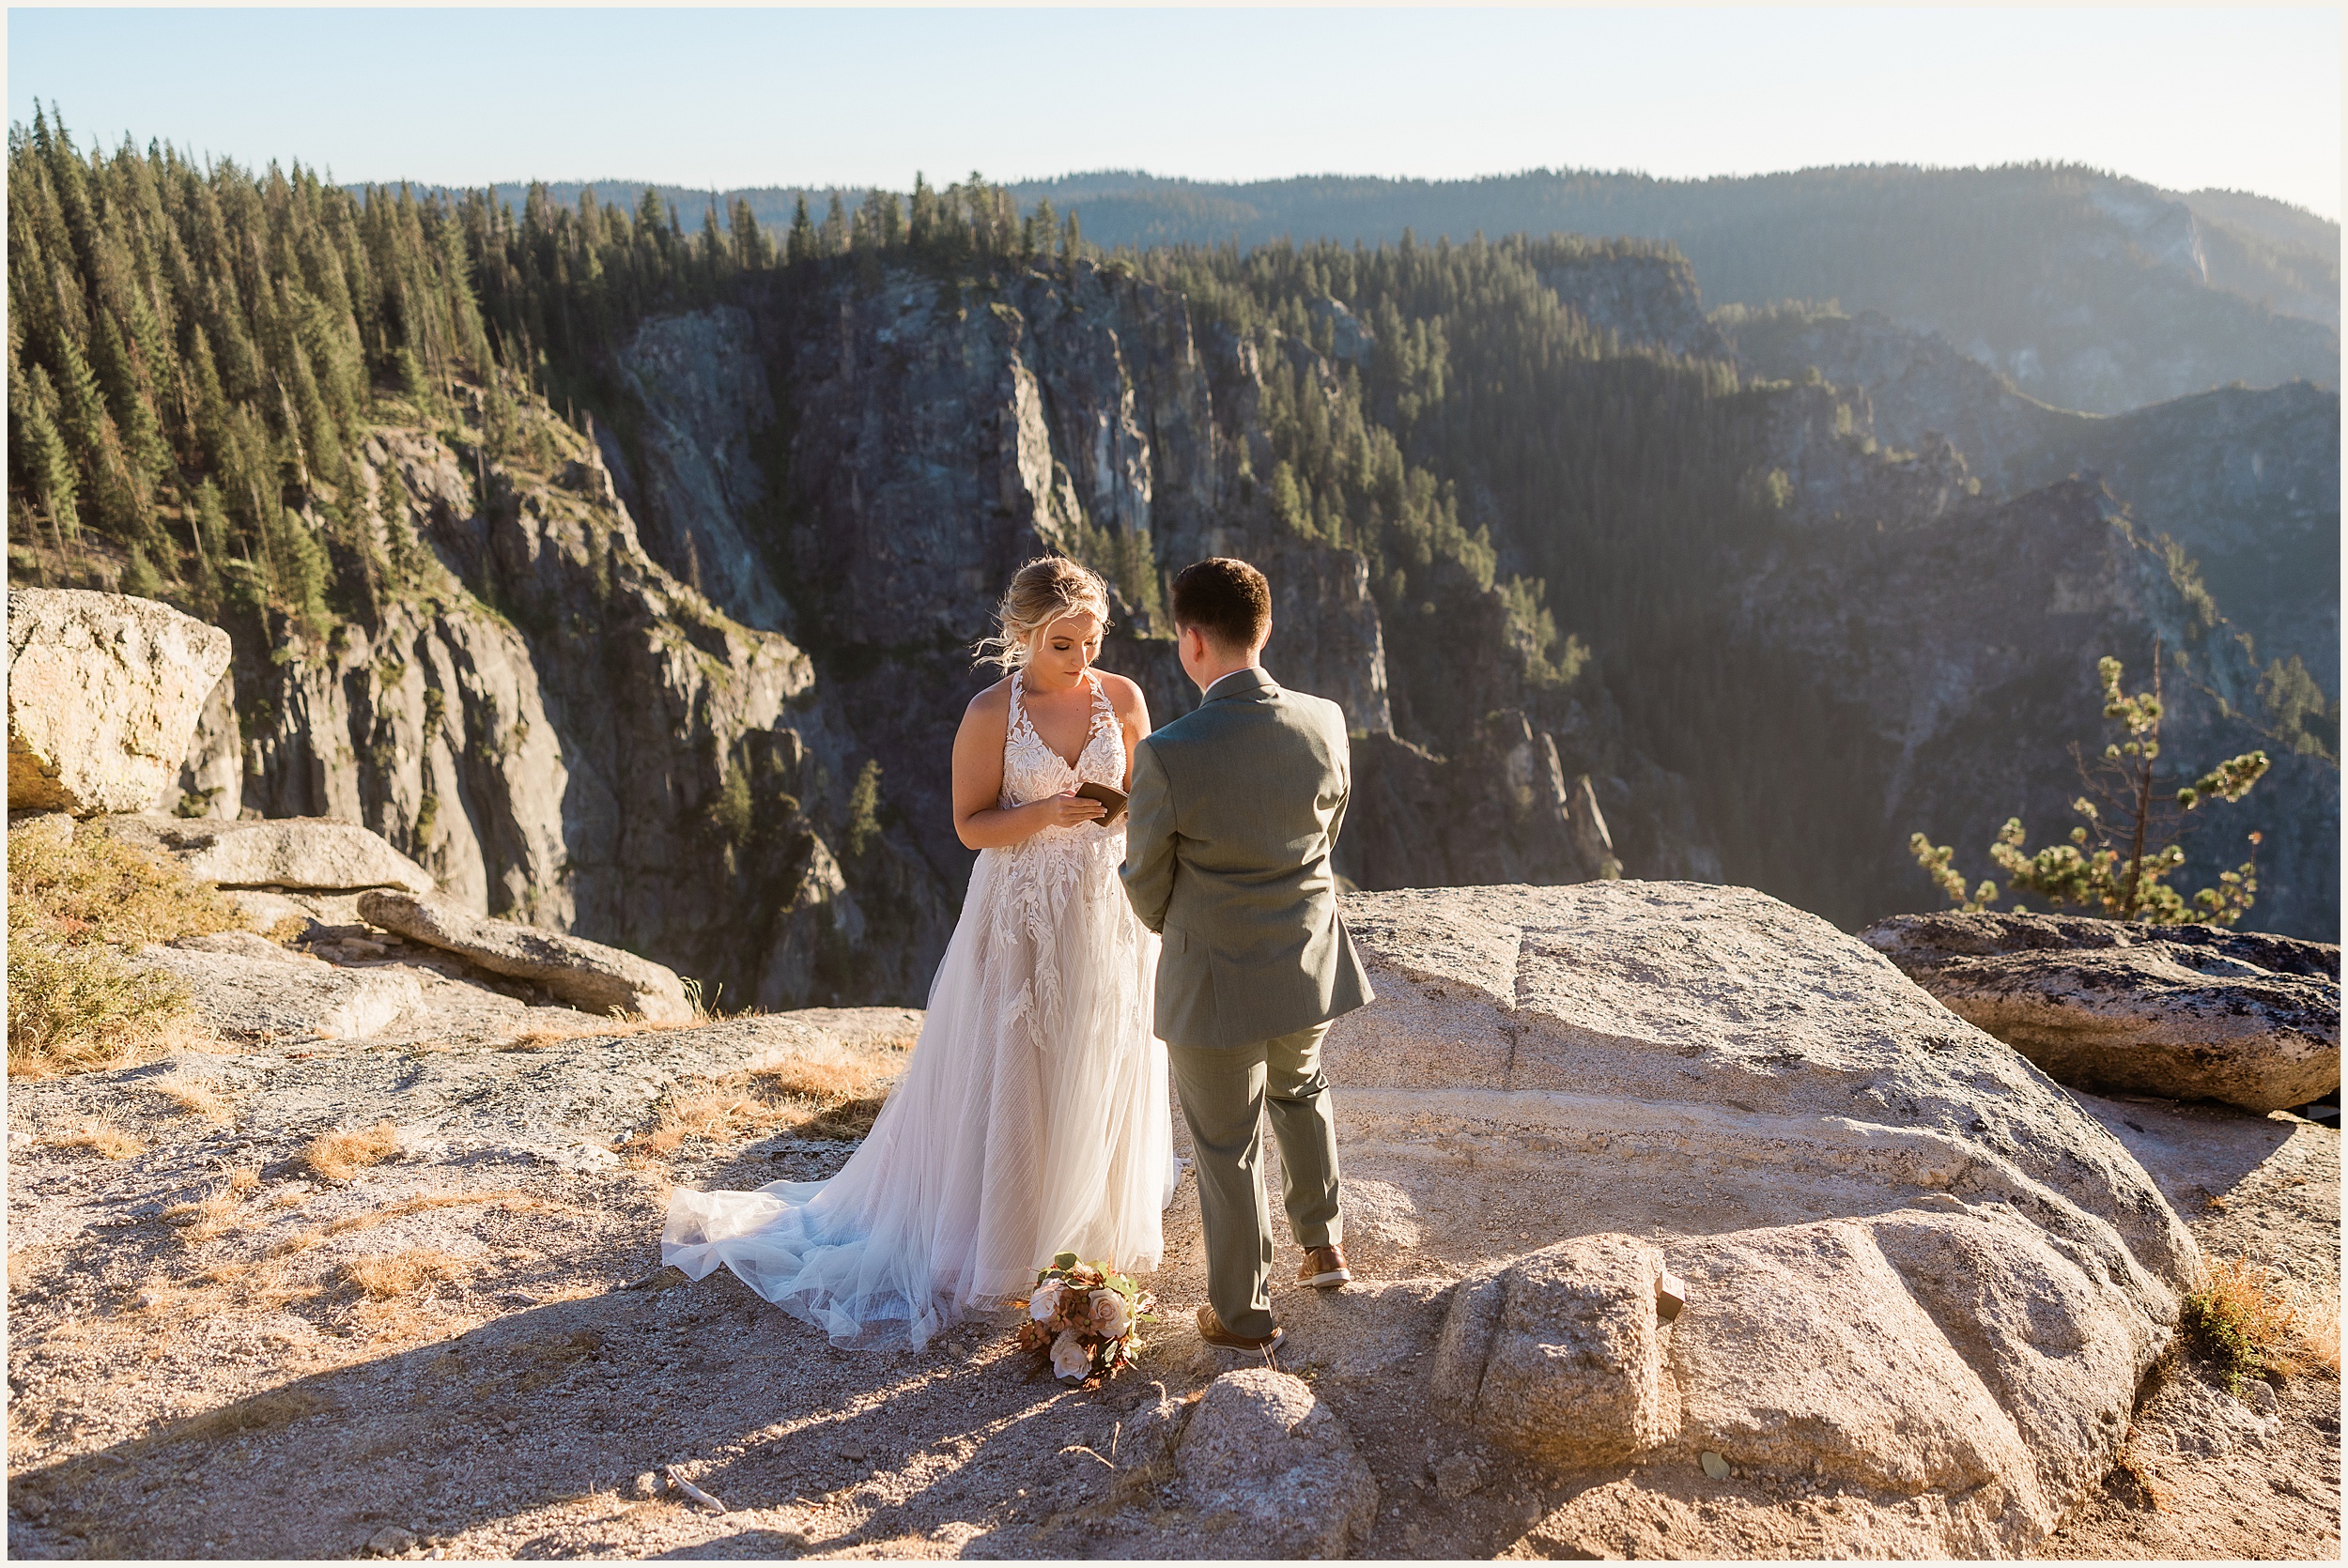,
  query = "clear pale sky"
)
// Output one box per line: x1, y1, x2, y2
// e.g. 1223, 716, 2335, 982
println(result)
8, 6, 2341, 218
